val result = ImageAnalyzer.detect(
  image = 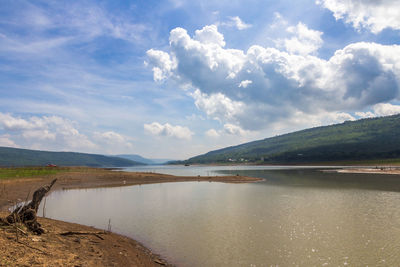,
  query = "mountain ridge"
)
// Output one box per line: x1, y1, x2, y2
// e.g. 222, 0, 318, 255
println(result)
0, 147, 144, 167
181, 114, 400, 164
116, 154, 173, 165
